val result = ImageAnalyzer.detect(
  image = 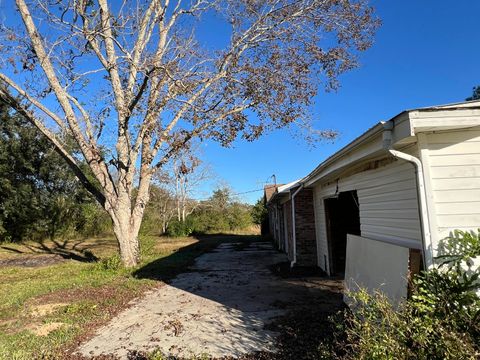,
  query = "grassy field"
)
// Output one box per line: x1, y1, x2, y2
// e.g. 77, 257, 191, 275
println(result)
0, 234, 252, 359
